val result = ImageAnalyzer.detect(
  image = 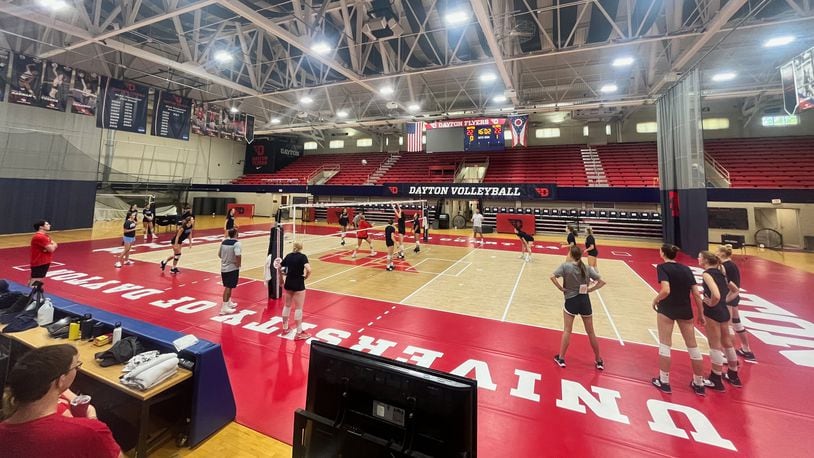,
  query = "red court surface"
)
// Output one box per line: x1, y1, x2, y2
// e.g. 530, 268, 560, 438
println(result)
2, 224, 813, 457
